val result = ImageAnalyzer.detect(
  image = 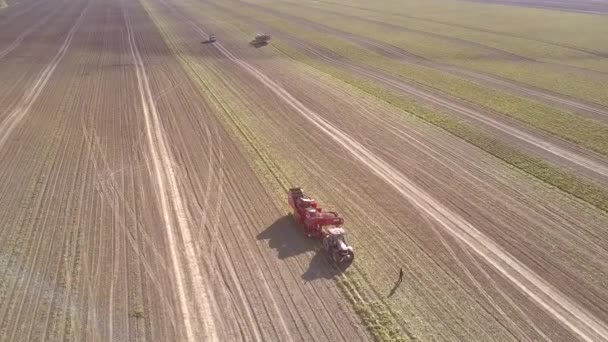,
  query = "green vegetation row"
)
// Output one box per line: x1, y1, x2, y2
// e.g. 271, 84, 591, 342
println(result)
185, 1, 608, 213
139, 0, 411, 340
268, 41, 608, 213
305, 0, 608, 56
212, 0, 608, 156
264, 0, 608, 106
